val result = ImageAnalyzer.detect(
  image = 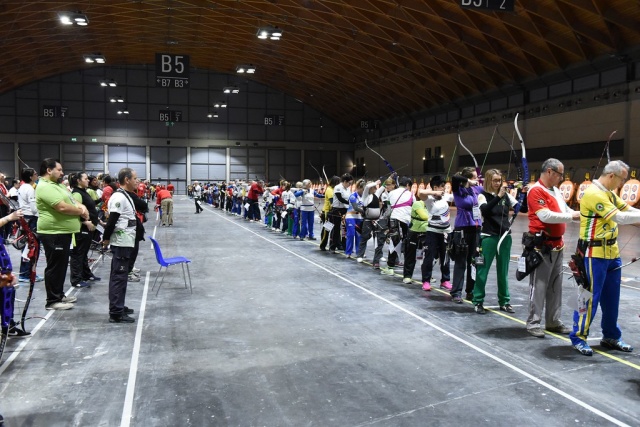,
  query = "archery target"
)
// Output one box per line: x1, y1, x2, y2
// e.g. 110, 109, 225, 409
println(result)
576, 180, 591, 204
